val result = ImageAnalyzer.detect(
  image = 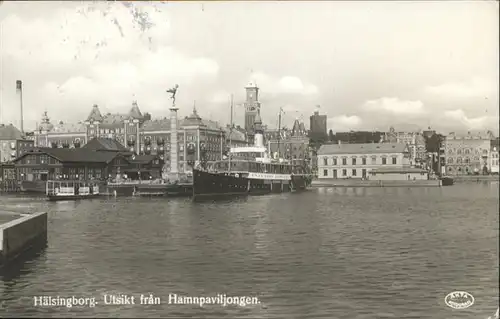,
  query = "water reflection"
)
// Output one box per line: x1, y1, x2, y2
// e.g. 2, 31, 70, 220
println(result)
0, 183, 497, 318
